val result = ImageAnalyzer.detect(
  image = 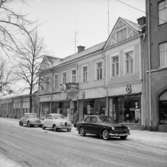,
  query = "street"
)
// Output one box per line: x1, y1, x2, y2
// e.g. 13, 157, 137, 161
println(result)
0, 118, 167, 167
